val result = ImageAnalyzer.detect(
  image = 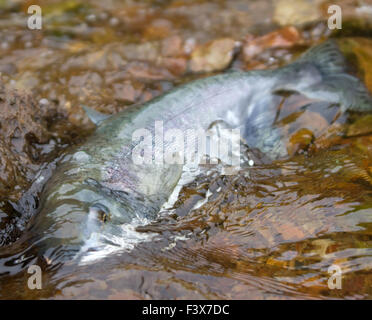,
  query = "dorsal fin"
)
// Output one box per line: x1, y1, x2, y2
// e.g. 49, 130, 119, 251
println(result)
295, 40, 348, 75
82, 105, 110, 125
